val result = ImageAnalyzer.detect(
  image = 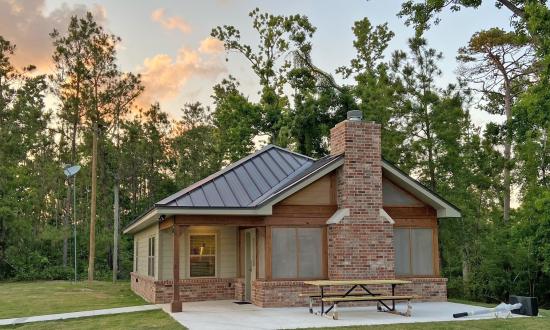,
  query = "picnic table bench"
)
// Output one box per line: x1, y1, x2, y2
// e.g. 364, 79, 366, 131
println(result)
303, 279, 413, 320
